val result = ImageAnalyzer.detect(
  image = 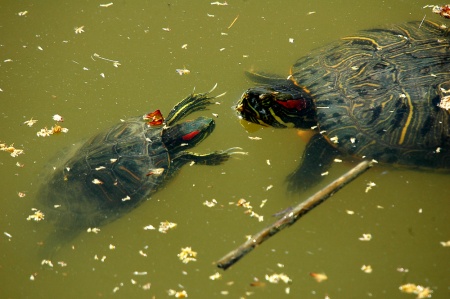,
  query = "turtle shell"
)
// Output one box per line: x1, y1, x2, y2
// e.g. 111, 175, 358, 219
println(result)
38, 117, 169, 231
290, 20, 450, 168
